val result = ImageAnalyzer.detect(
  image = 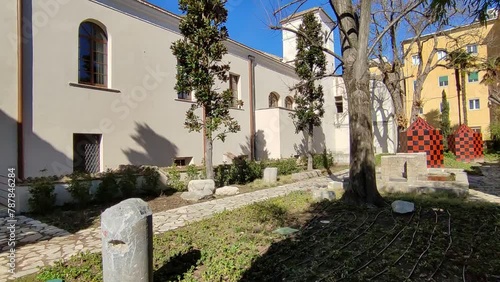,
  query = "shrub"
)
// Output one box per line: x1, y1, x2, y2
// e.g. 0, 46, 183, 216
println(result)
166, 164, 187, 192
141, 167, 161, 196
29, 177, 56, 214
214, 164, 232, 188
95, 169, 119, 203
186, 165, 200, 181
67, 172, 93, 207
263, 158, 301, 175
119, 167, 138, 199
312, 150, 334, 170
214, 158, 264, 187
